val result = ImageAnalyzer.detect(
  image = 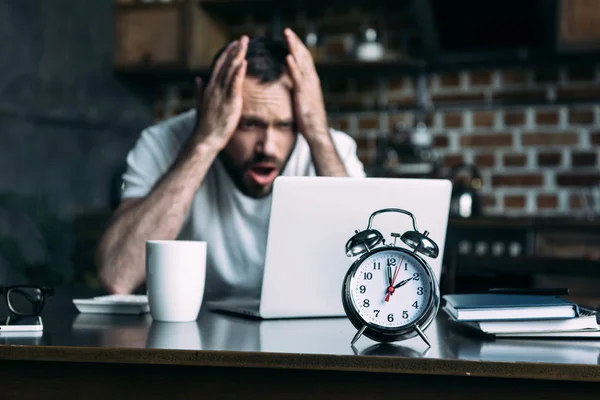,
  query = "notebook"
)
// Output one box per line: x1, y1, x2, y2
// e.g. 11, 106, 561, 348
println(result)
442, 293, 580, 322
464, 307, 599, 335
495, 330, 600, 338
